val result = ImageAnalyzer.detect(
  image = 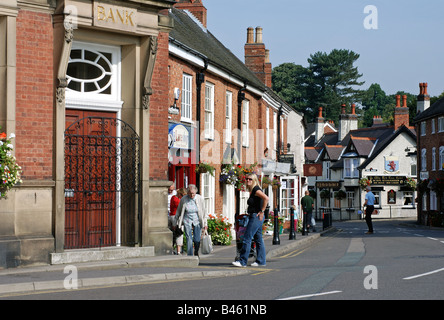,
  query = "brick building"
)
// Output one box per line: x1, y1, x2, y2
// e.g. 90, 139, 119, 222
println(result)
167, 1, 303, 232
0, 0, 176, 268
414, 83, 444, 226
